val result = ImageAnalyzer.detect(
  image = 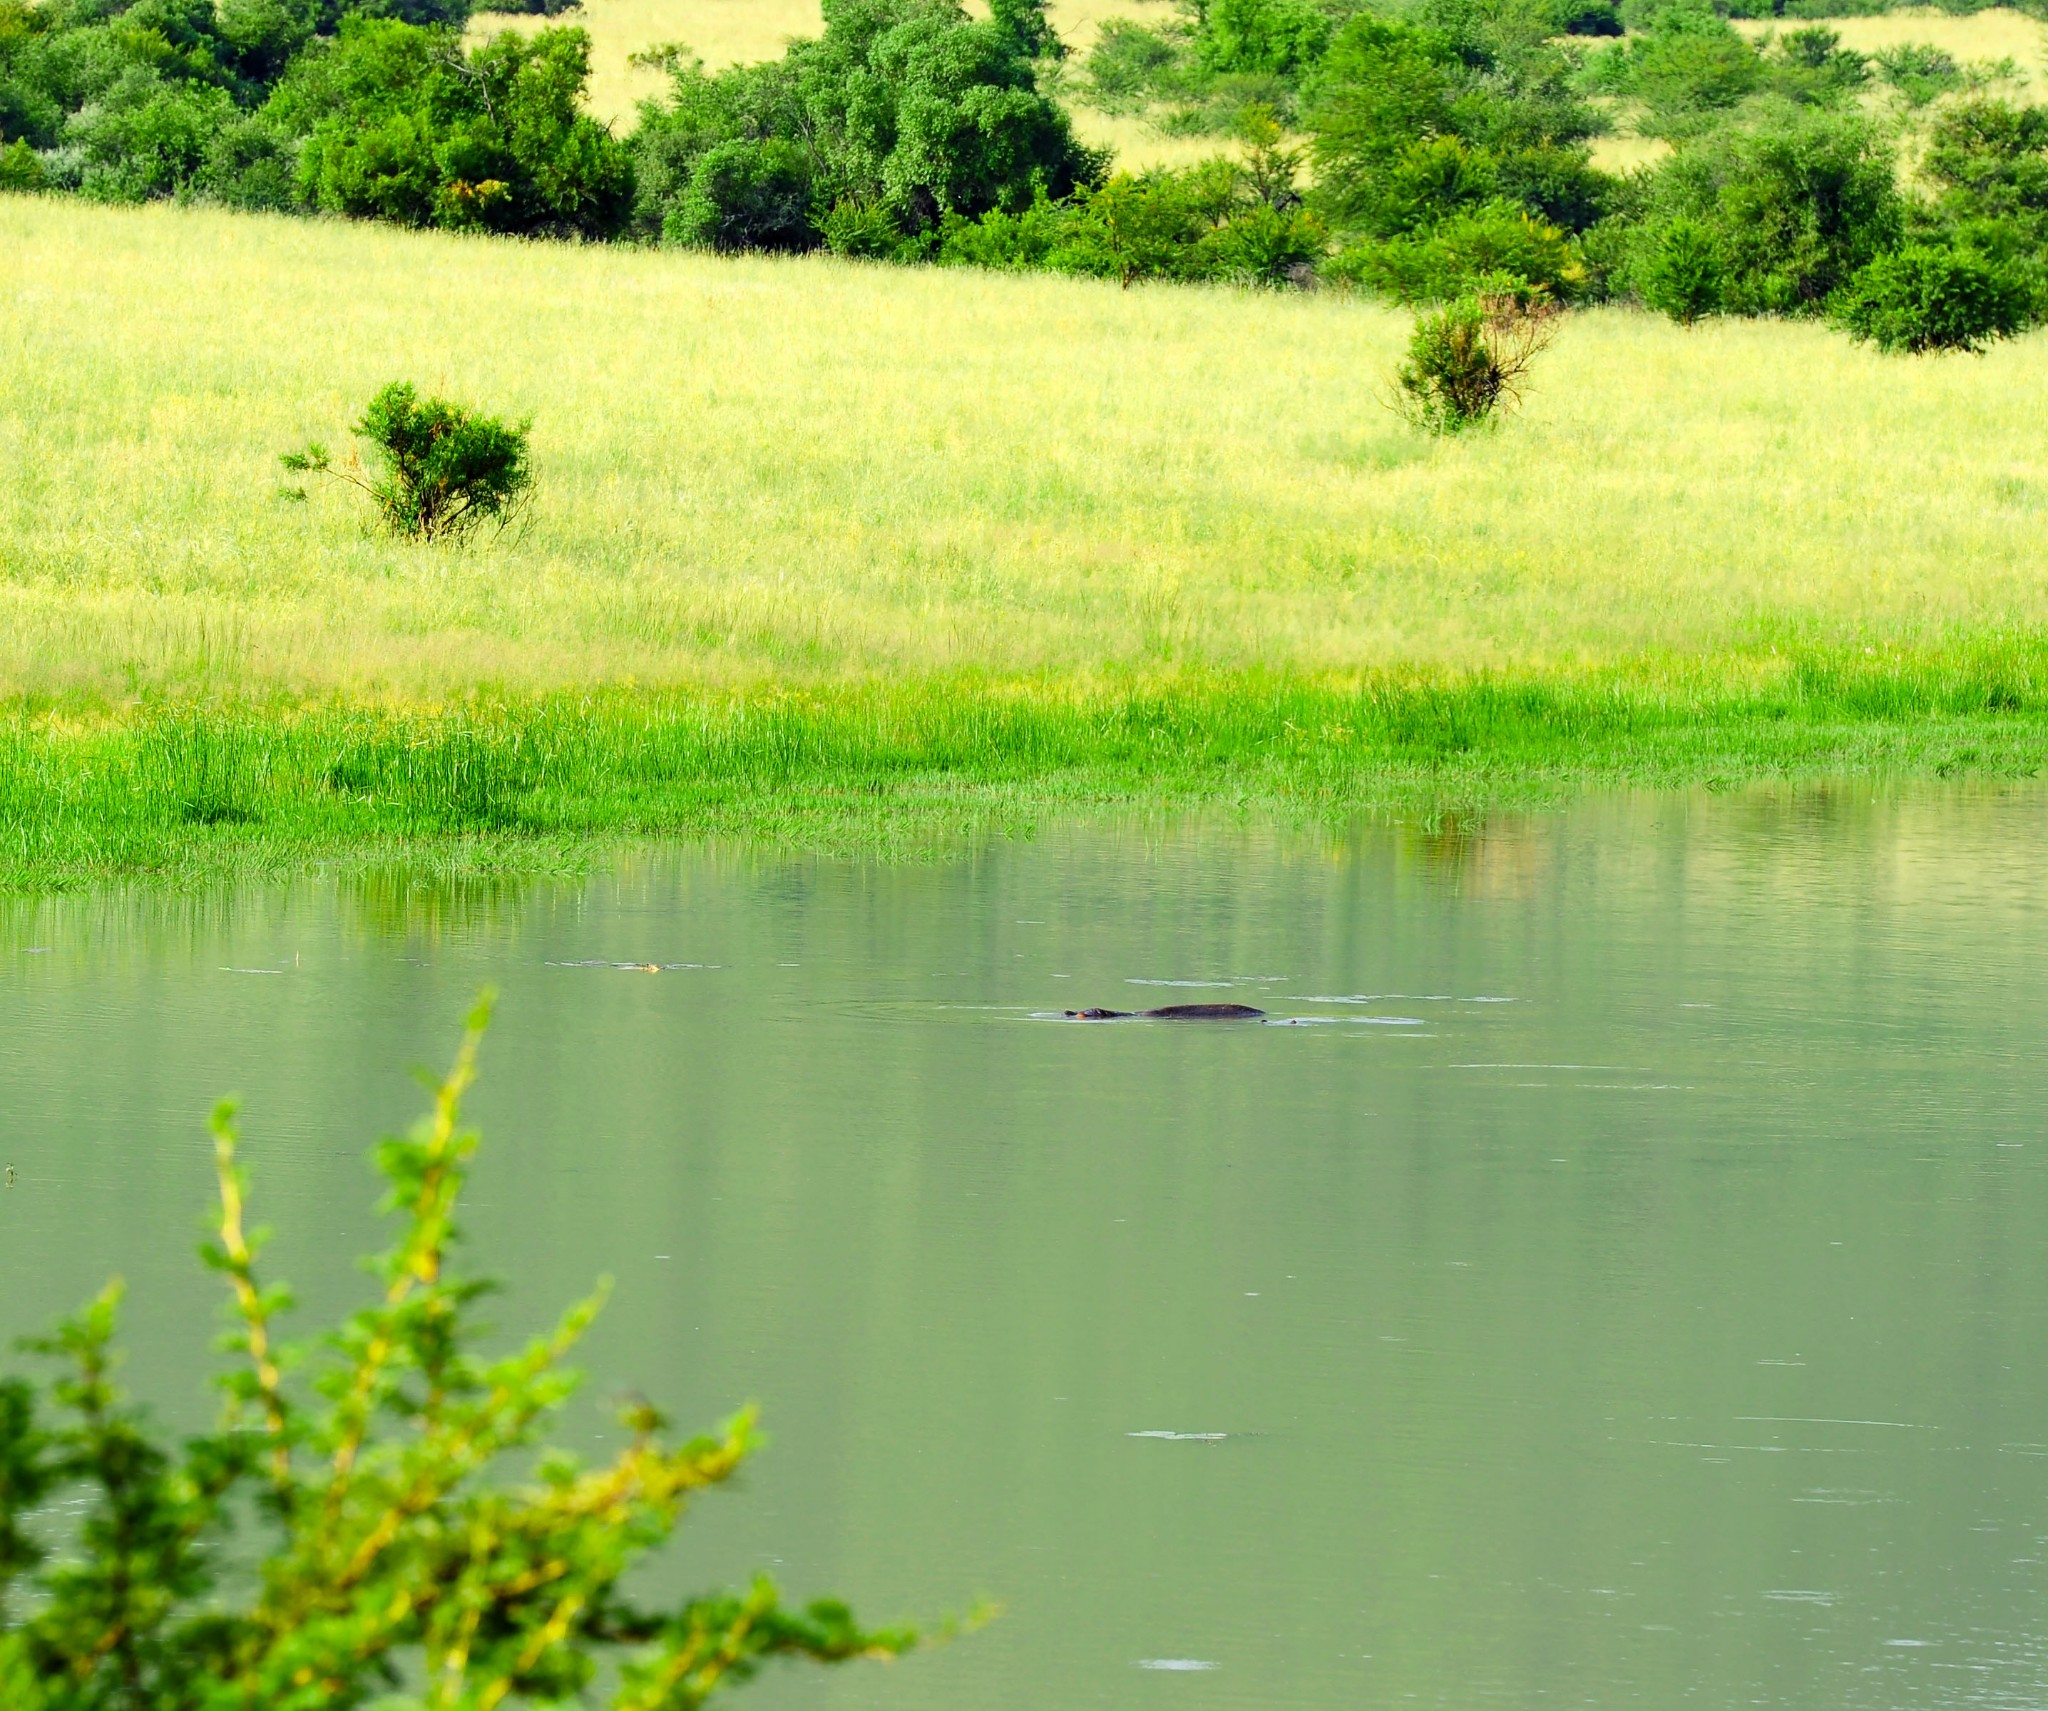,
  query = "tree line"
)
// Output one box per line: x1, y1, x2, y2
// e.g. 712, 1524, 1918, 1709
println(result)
4, 0, 2048, 346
